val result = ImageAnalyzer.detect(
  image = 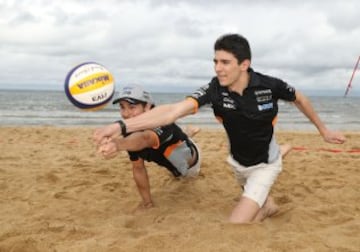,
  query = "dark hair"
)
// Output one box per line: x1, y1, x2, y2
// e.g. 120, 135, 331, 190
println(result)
139, 101, 155, 109
214, 34, 251, 64
139, 101, 148, 108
